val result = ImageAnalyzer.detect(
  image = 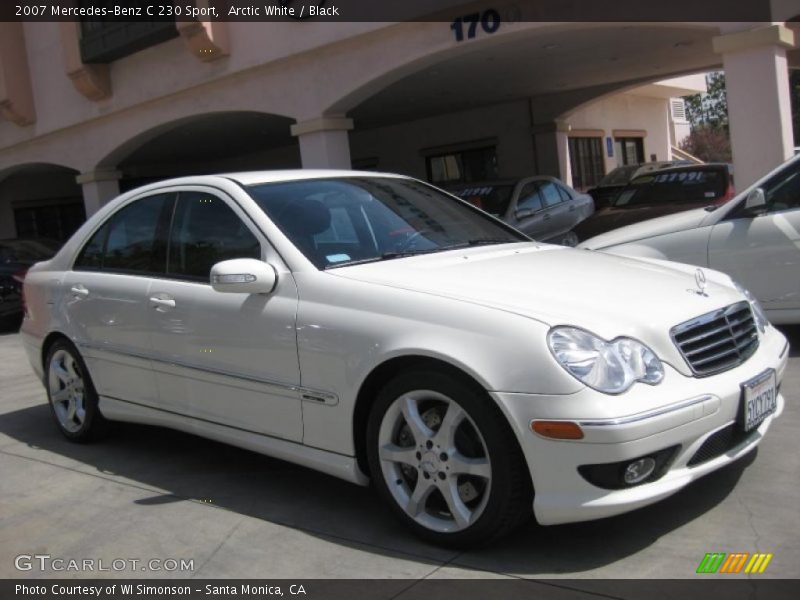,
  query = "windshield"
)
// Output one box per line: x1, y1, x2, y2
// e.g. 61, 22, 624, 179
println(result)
247, 177, 527, 269
613, 169, 726, 208
597, 165, 640, 187
449, 184, 515, 217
